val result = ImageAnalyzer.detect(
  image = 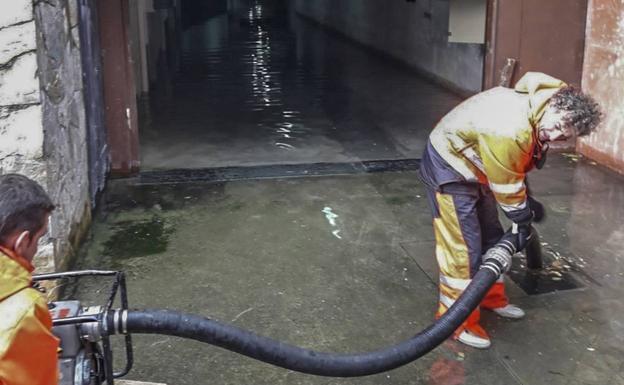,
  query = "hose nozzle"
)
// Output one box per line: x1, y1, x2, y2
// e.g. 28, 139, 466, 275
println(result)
481, 243, 514, 277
